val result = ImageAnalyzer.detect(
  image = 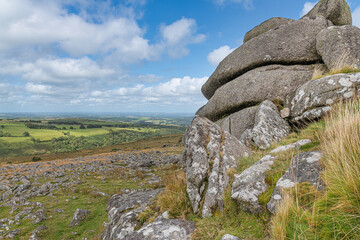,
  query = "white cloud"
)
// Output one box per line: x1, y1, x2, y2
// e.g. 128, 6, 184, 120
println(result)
214, 0, 254, 10
300, 2, 316, 17
353, 6, 360, 28
25, 83, 52, 94
207, 45, 235, 66
161, 18, 206, 58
